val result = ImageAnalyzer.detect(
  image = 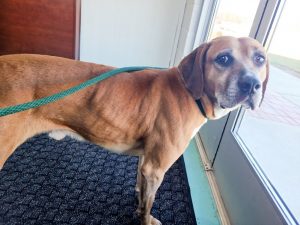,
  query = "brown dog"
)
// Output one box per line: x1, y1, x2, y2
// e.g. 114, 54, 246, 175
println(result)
0, 36, 268, 225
